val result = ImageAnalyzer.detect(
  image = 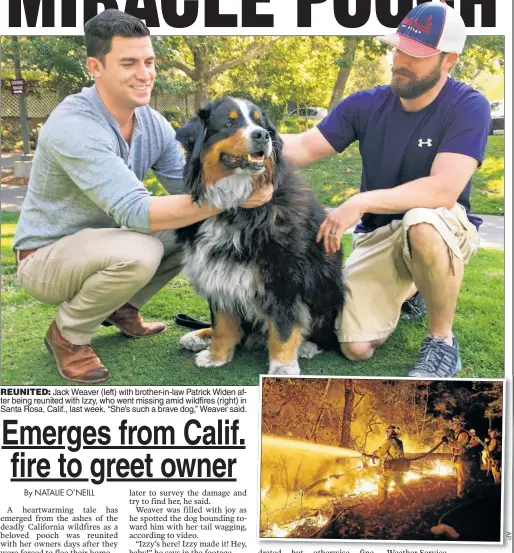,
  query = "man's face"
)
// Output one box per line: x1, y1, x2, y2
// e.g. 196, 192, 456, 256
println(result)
391, 48, 445, 100
92, 36, 156, 109
452, 422, 460, 432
